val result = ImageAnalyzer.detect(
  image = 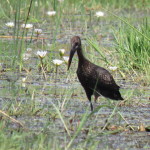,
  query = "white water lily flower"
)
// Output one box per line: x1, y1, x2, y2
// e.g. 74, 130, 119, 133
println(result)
22, 77, 27, 82
35, 1, 38, 7
21, 24, 33, 29
37, 51, 47, 58
47, 43, 51, 47
23, 53, 31, 60
95, 11, 104, 17
21, 83, 26, 88
108, 66, 118, 71
26, 48, 32, 52
63, 56, 69, 64
52, 59, 63, 66
5, 22, 14, 27
34, 28, 42, 34
59, 49, 65, 56
58, 0, 64, 2
47, 11, 56, 16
